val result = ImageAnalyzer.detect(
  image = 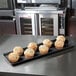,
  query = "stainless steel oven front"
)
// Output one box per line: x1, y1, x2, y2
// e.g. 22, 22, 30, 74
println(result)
39, 13, 58, 36
15, 10, 59, 36
15, 8, 66, 36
